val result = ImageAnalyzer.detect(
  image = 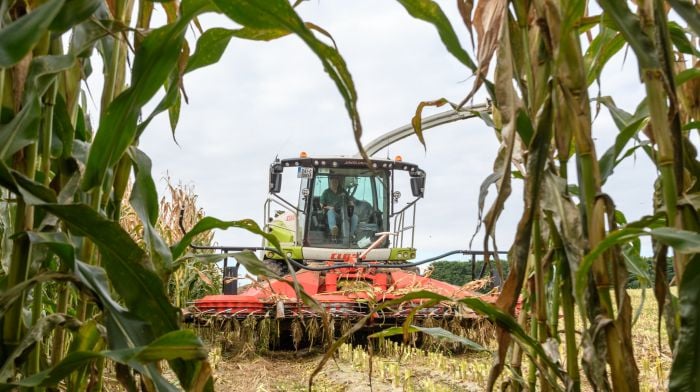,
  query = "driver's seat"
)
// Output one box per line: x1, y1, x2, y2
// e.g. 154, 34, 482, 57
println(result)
310, 196, 327, 231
